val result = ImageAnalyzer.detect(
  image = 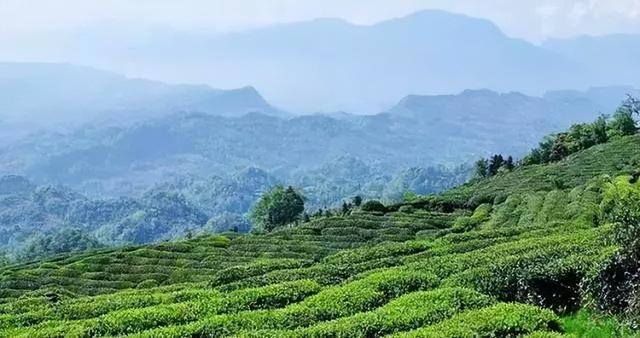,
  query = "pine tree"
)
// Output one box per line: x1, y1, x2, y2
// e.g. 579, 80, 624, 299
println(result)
488, 154, 504, 176
474, 158, 489, 178
352, 195, 363, 207
504, 156, 515, 171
